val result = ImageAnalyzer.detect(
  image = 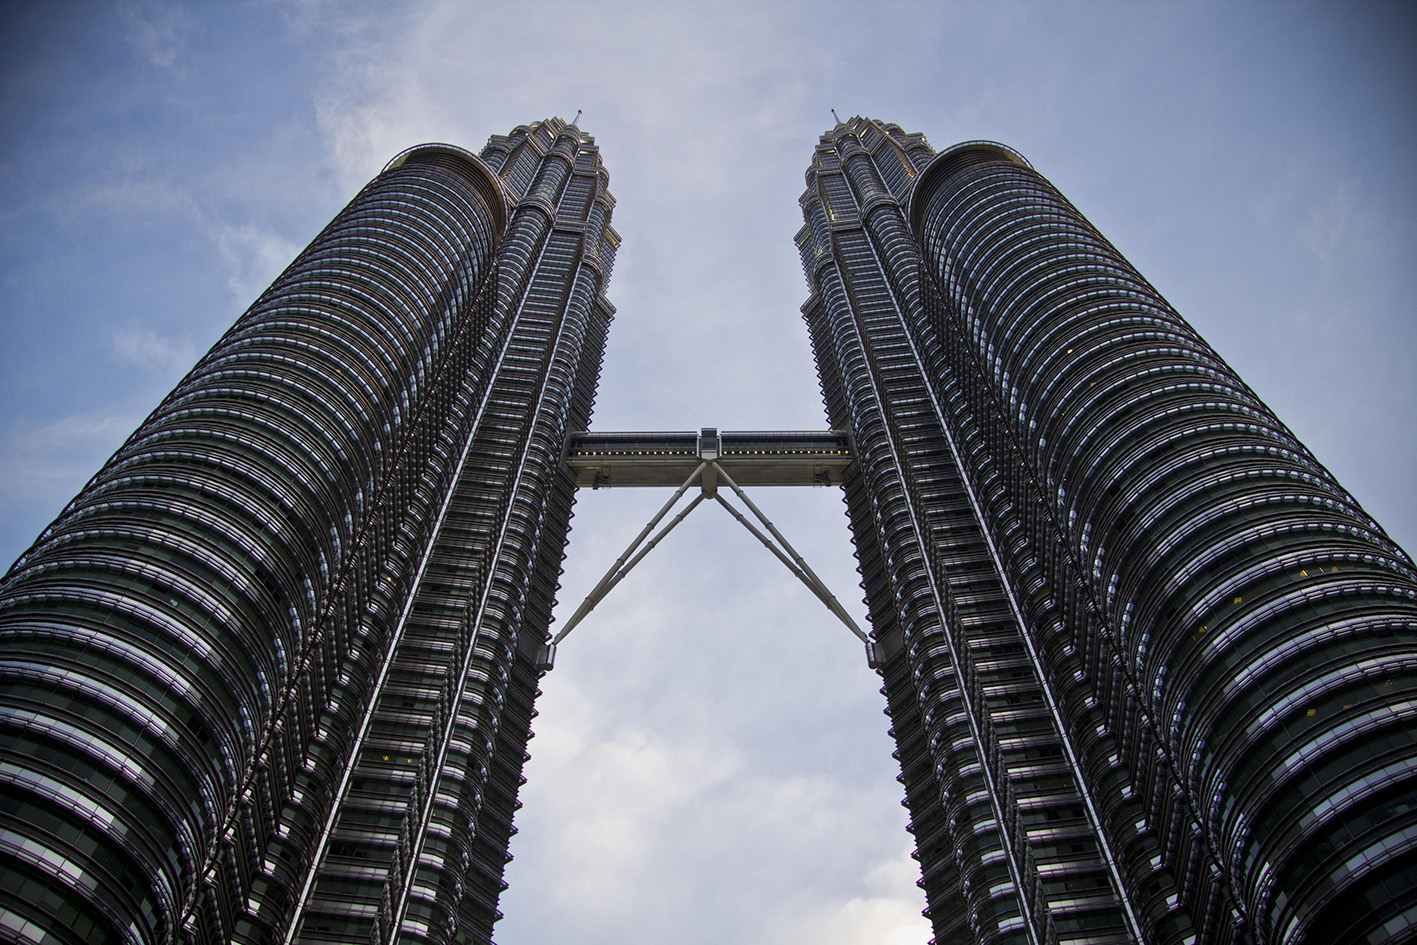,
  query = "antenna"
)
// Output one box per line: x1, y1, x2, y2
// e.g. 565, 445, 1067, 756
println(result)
571, 109, 582, 128
831, 108, 841, 125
